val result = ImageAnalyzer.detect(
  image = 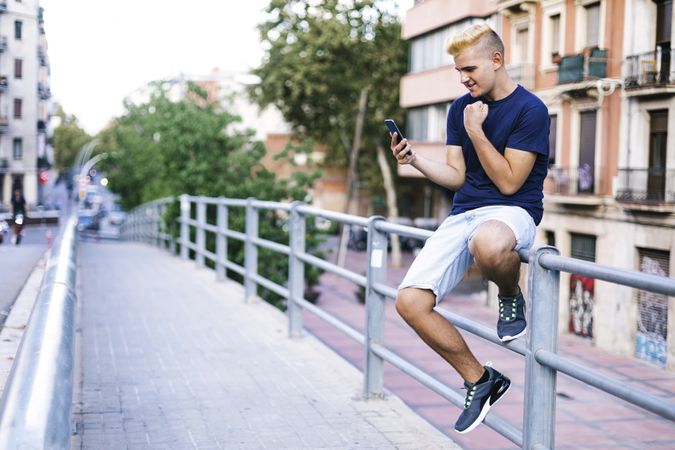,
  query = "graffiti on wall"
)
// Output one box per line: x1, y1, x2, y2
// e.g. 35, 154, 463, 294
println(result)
569, 274, 594, 338
635, 256, 668, 367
